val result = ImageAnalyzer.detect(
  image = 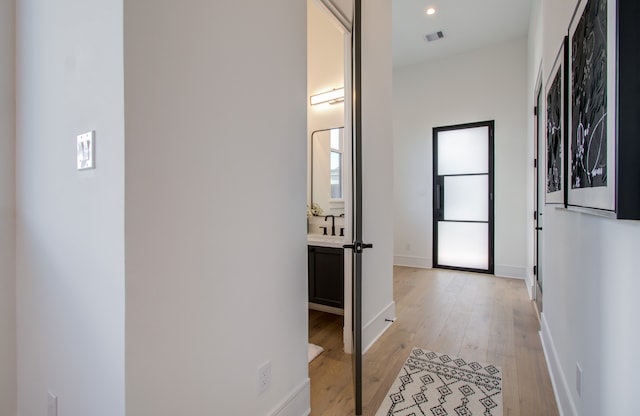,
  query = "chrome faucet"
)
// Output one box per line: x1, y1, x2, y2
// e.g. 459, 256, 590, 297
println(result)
324, 215, 336, 236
